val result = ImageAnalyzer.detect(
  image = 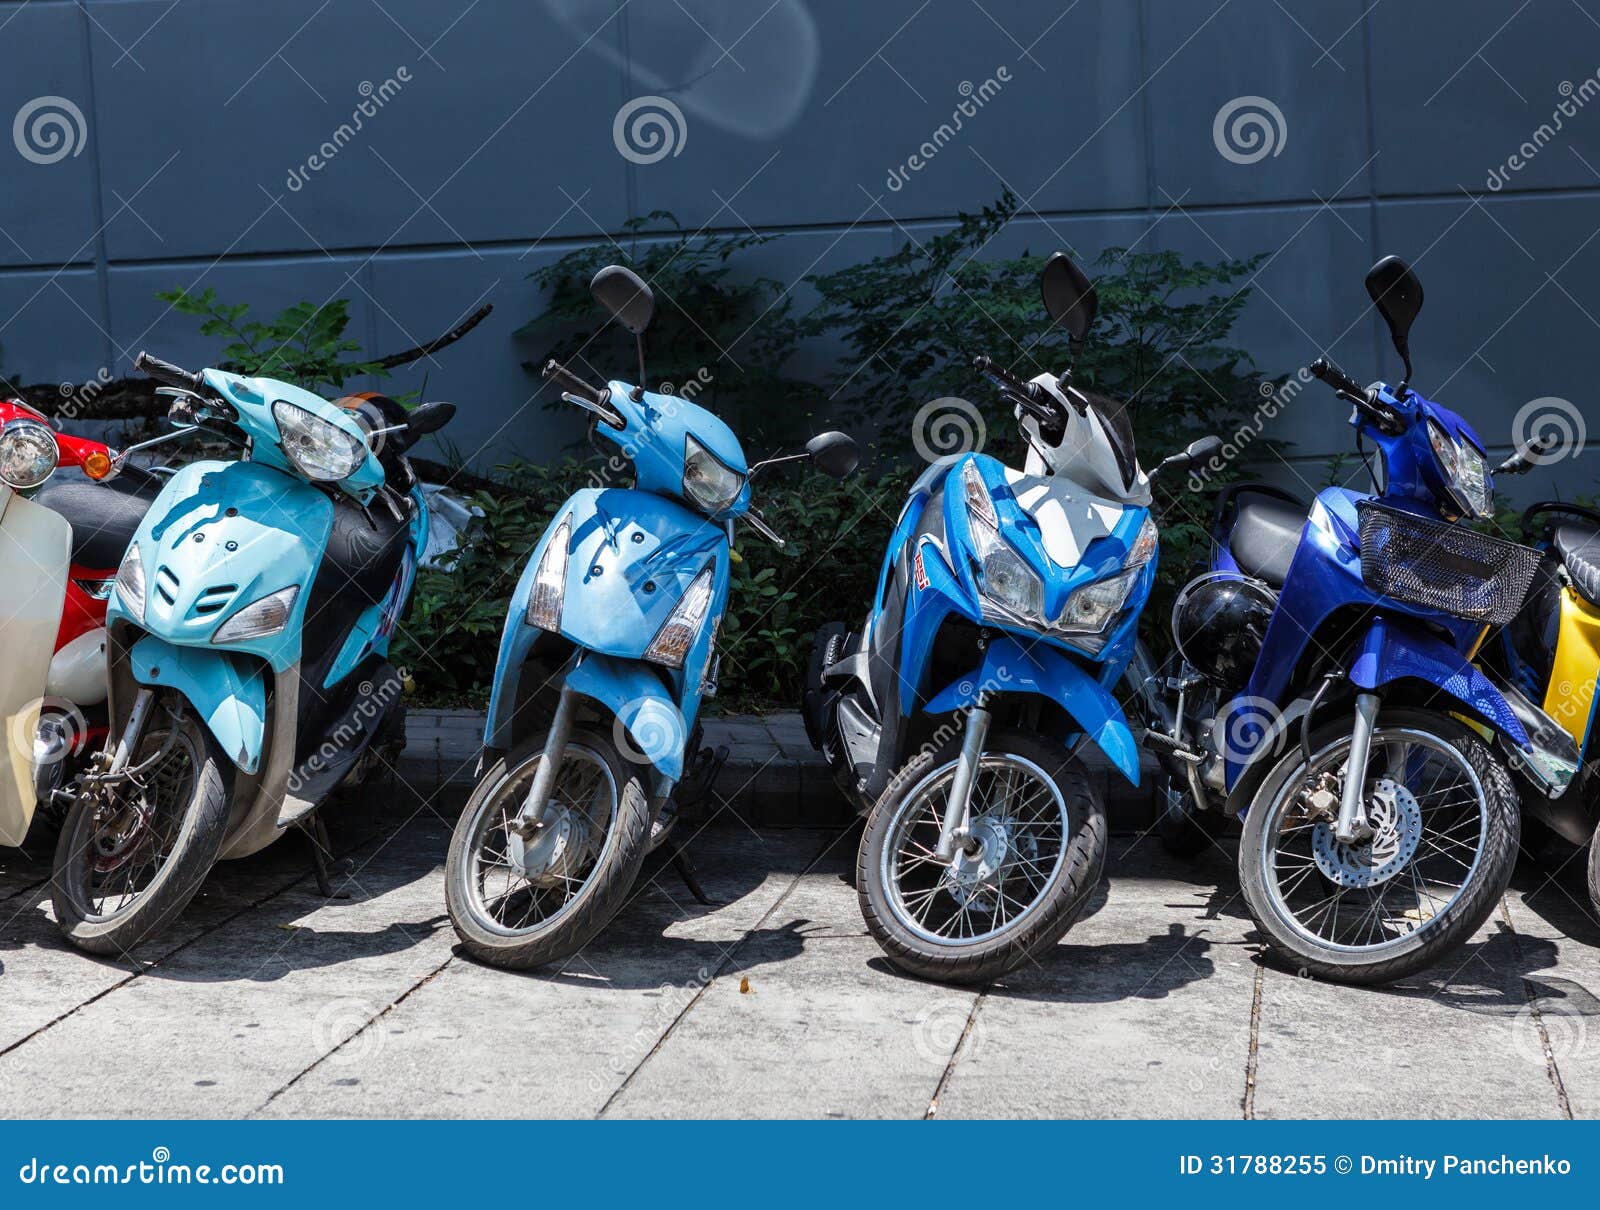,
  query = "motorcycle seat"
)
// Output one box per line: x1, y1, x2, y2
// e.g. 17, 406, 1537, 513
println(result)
1229, 494, 1308, 588
1553, 521, 1600, 608
32, 473, 160, 572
